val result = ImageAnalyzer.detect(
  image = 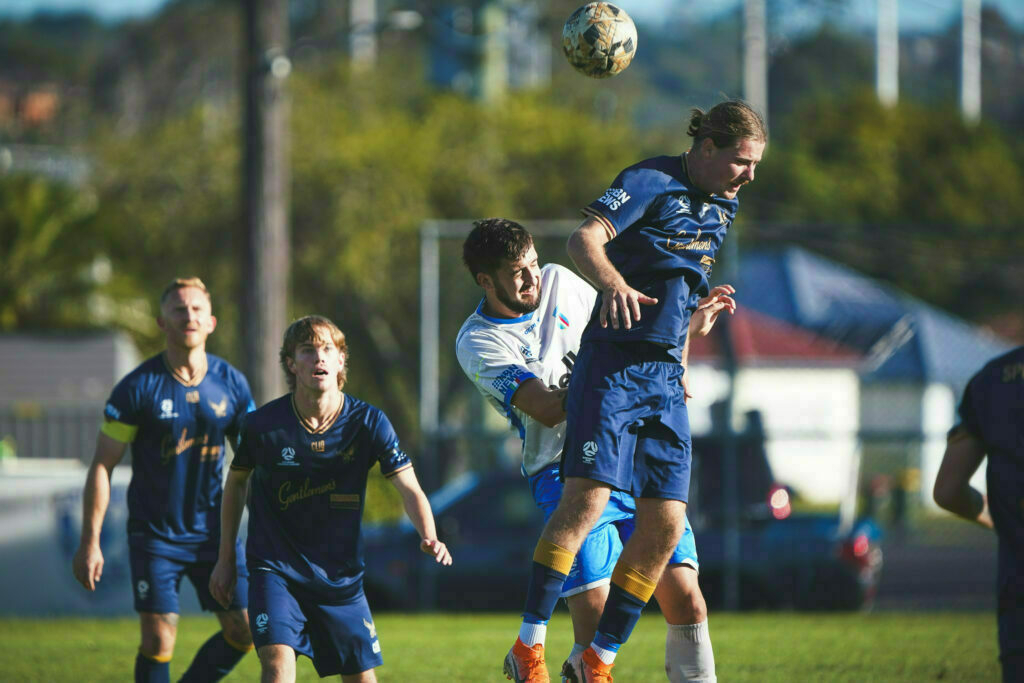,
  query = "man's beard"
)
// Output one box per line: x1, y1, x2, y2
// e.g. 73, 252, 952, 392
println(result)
496, 283, 541, 315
